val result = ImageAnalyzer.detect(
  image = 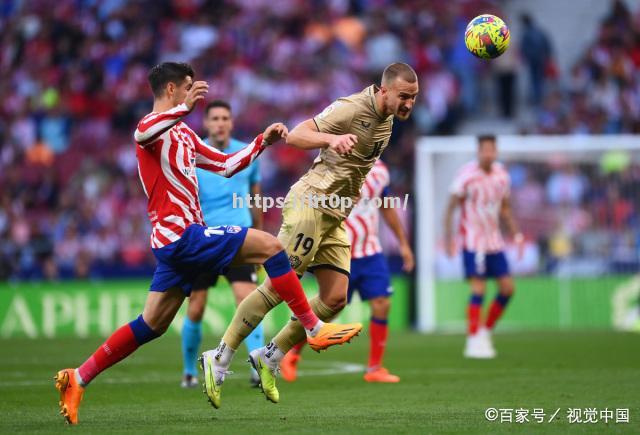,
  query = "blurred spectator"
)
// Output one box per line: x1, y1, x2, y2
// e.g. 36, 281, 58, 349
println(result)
40, 105, 71, 153
546, 164, 588, 206
3, 0, 505, 279
520, 14, 553, 106
493, 46, 519, 118
26, 136, 54, 167
0, 0, 638, 280
528, 0, 640, 134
